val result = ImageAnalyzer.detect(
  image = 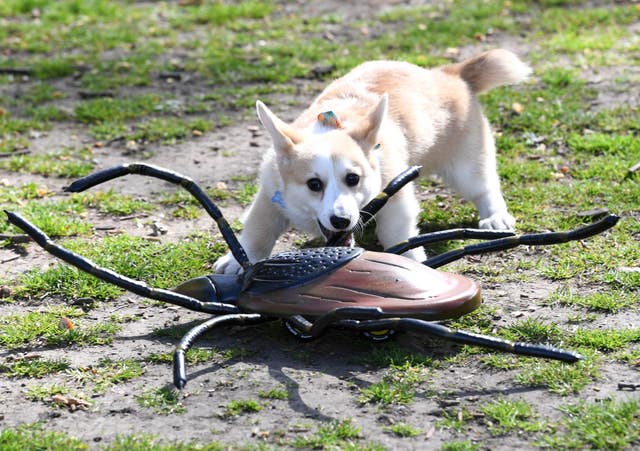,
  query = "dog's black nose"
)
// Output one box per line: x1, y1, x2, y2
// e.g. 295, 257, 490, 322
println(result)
330, 215, 351, 230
